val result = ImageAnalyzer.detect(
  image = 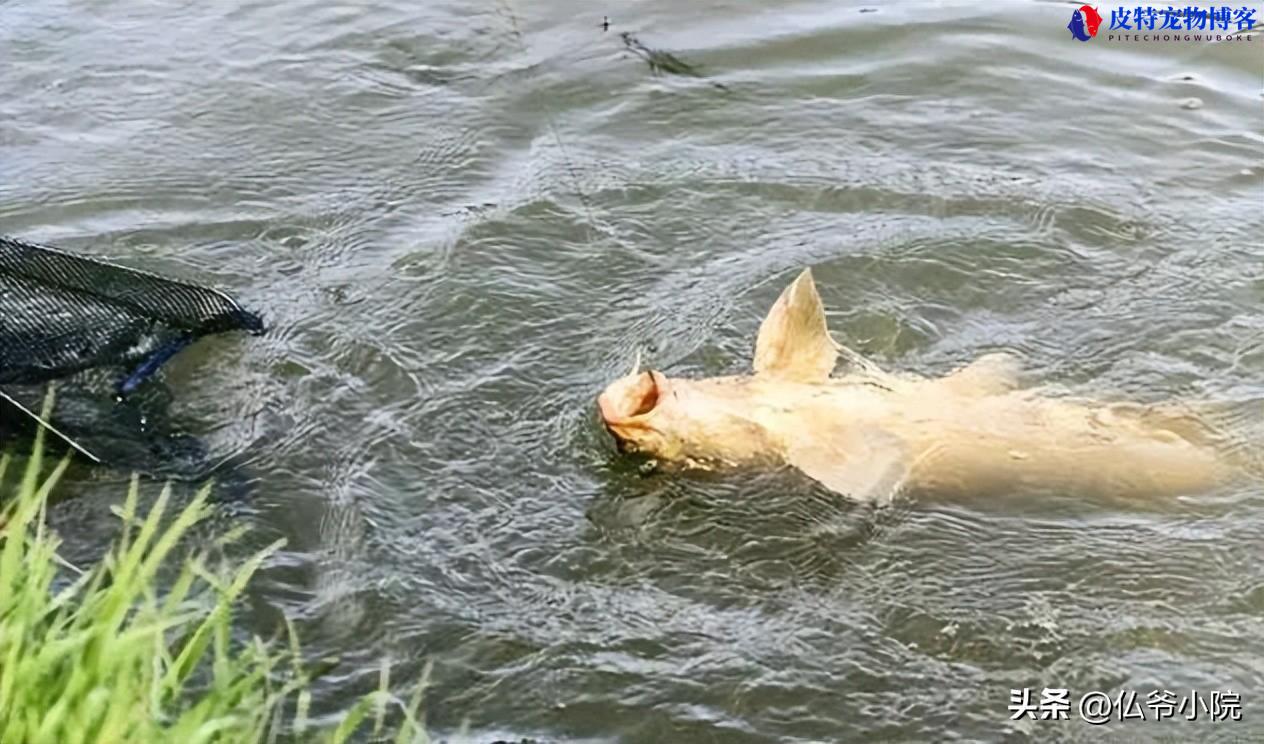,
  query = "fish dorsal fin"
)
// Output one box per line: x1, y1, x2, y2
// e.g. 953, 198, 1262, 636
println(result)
754, 269, 841, 382
940, 352, 1023, 397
